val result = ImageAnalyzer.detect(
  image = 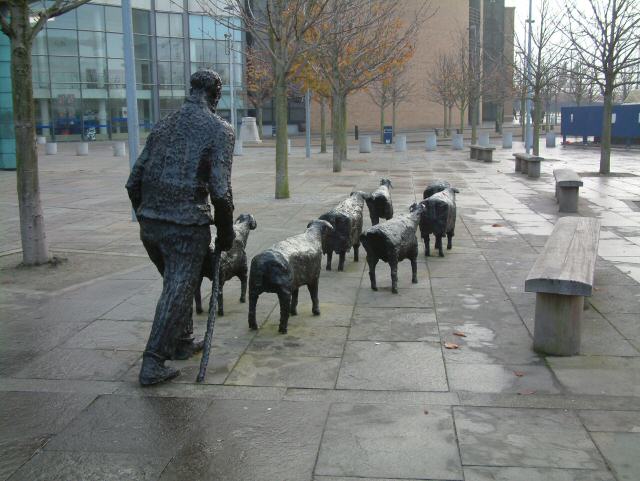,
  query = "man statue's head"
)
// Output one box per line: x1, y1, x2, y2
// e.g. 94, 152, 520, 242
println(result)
190, 69, 223, 111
